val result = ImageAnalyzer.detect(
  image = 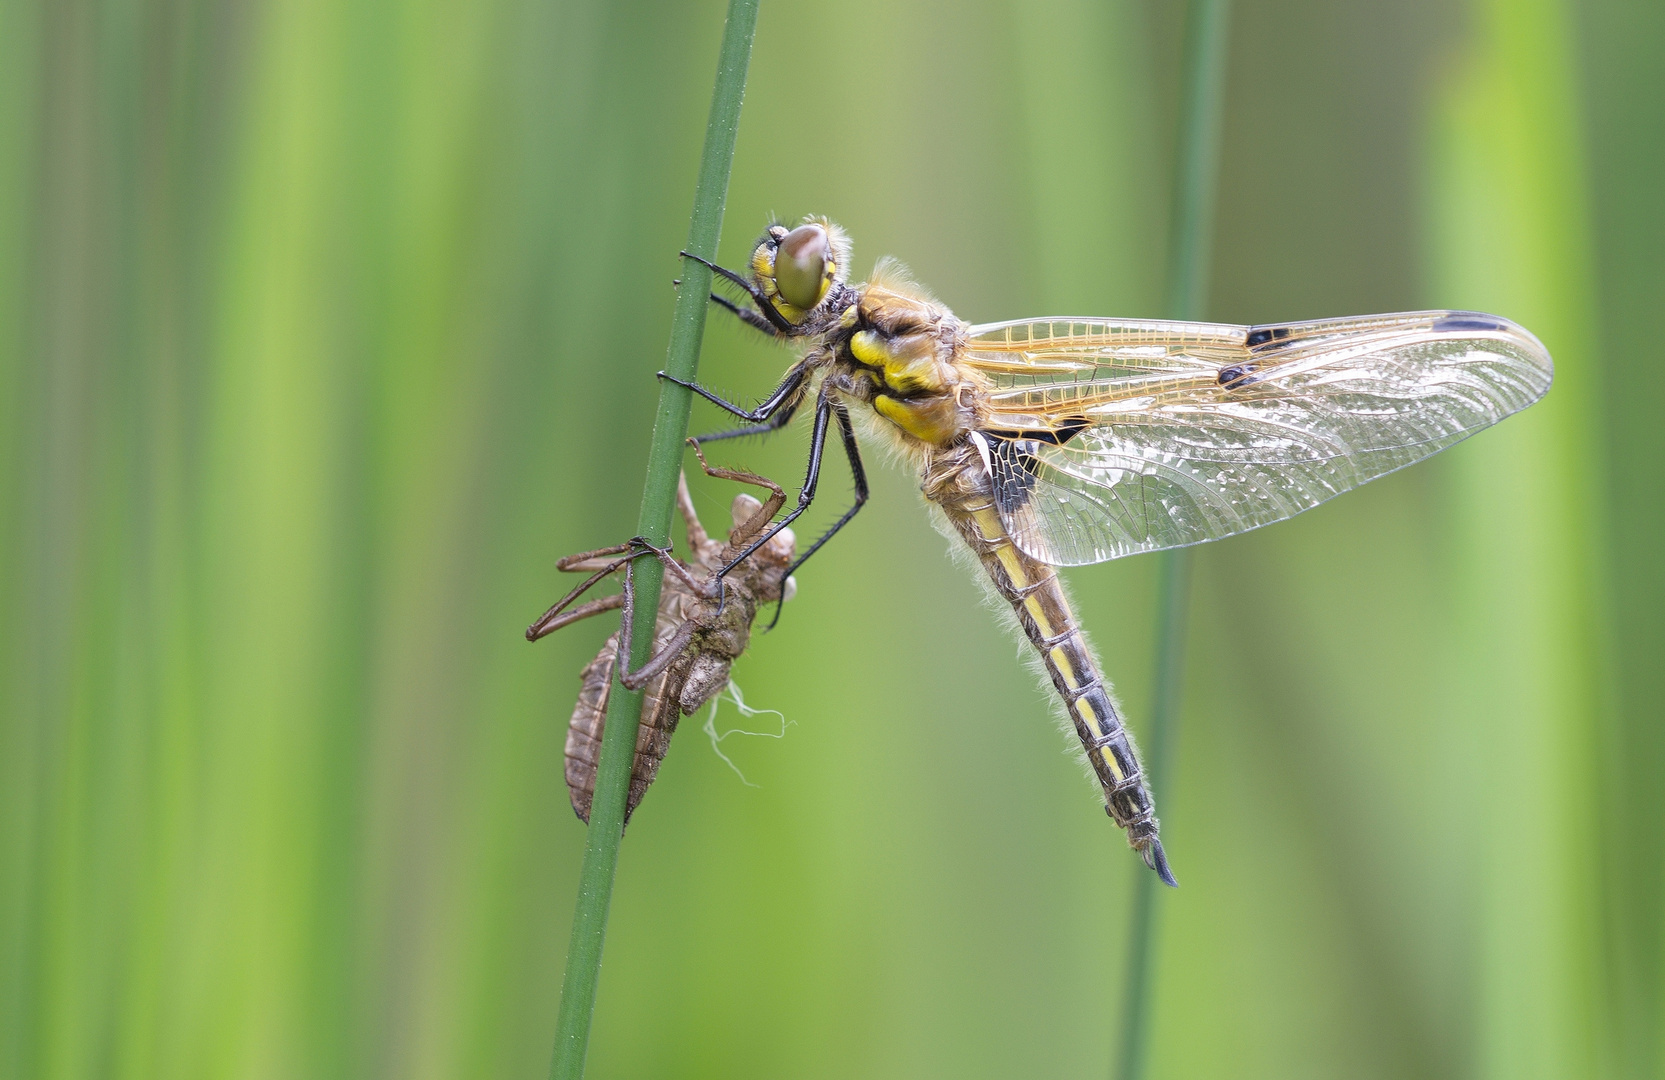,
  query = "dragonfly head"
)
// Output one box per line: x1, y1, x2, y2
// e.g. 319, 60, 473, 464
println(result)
750, 216, 851, 325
